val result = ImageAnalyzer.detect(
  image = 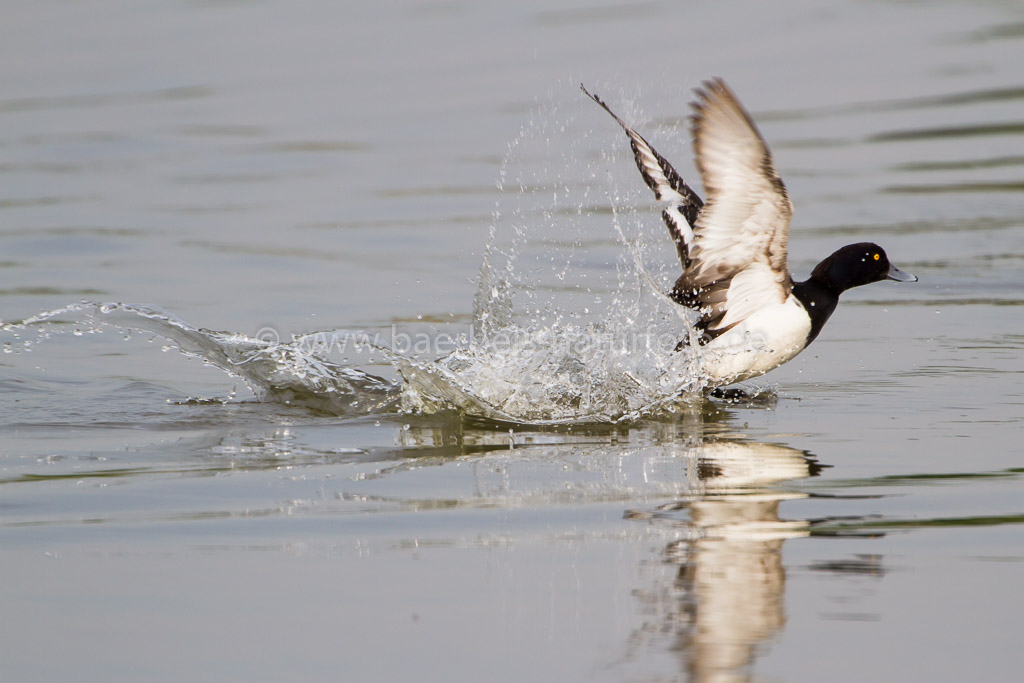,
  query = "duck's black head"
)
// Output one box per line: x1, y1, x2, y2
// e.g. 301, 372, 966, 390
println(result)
810, 242, 917, 294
